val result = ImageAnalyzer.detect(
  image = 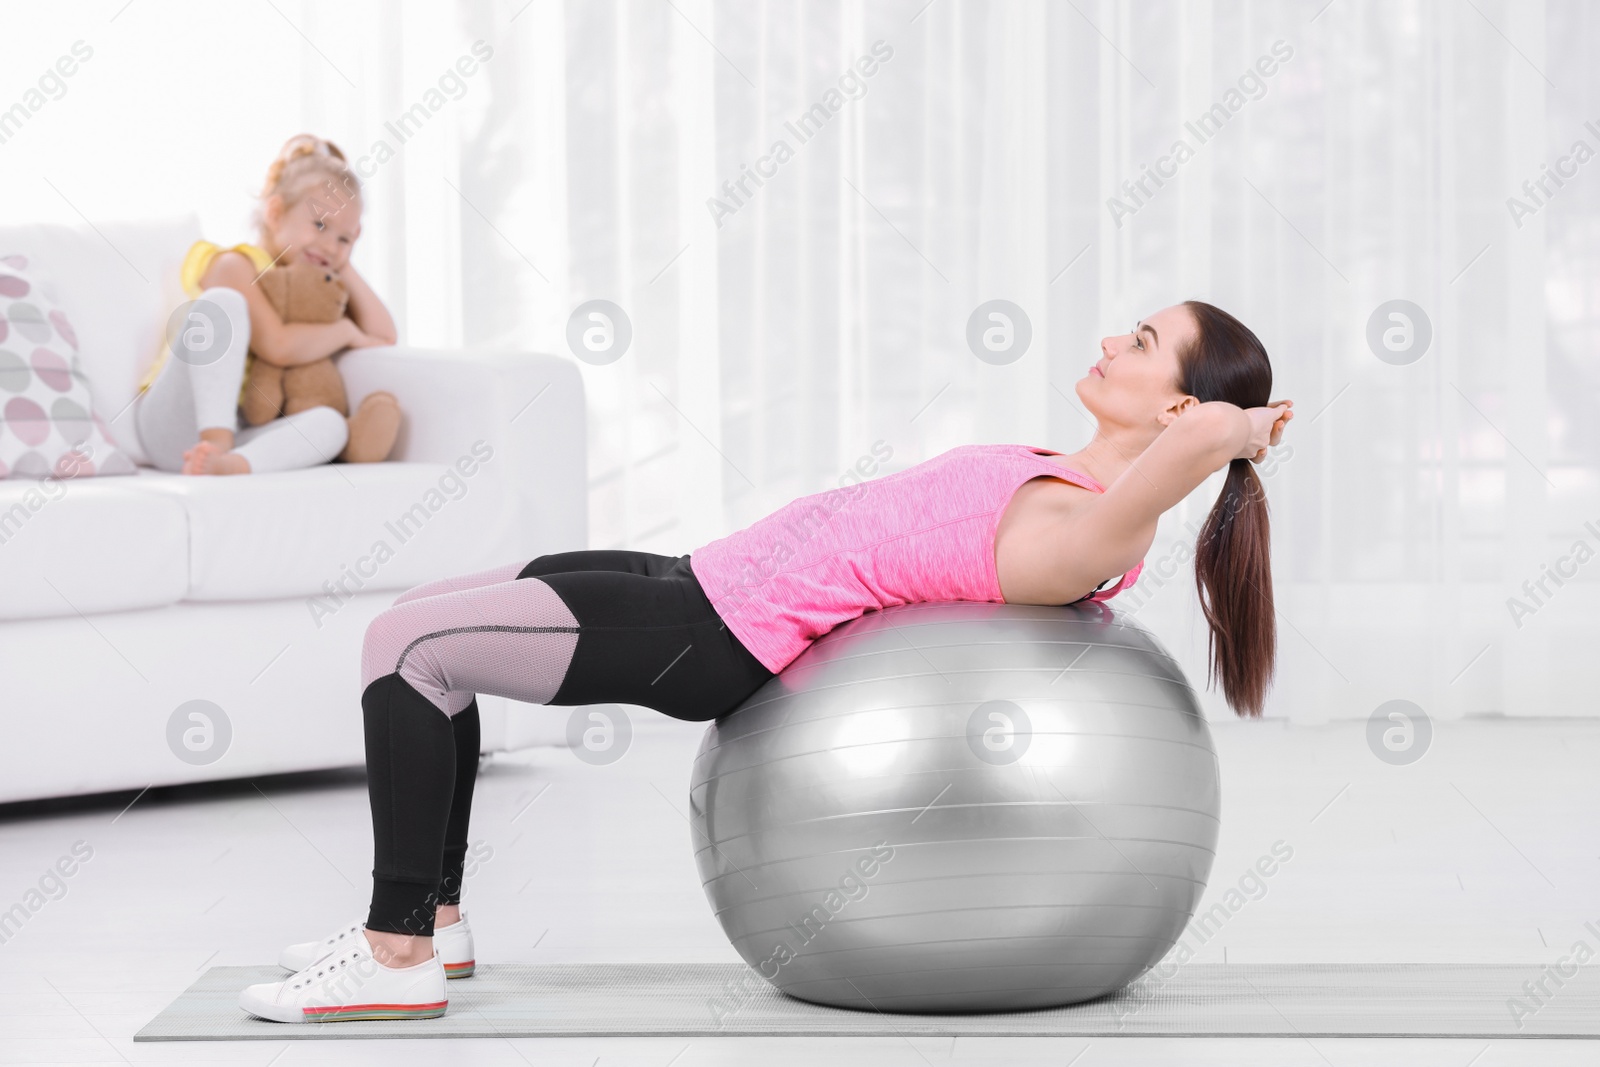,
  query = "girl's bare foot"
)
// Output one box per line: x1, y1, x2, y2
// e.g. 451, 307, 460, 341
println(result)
181, 439, 252, 475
